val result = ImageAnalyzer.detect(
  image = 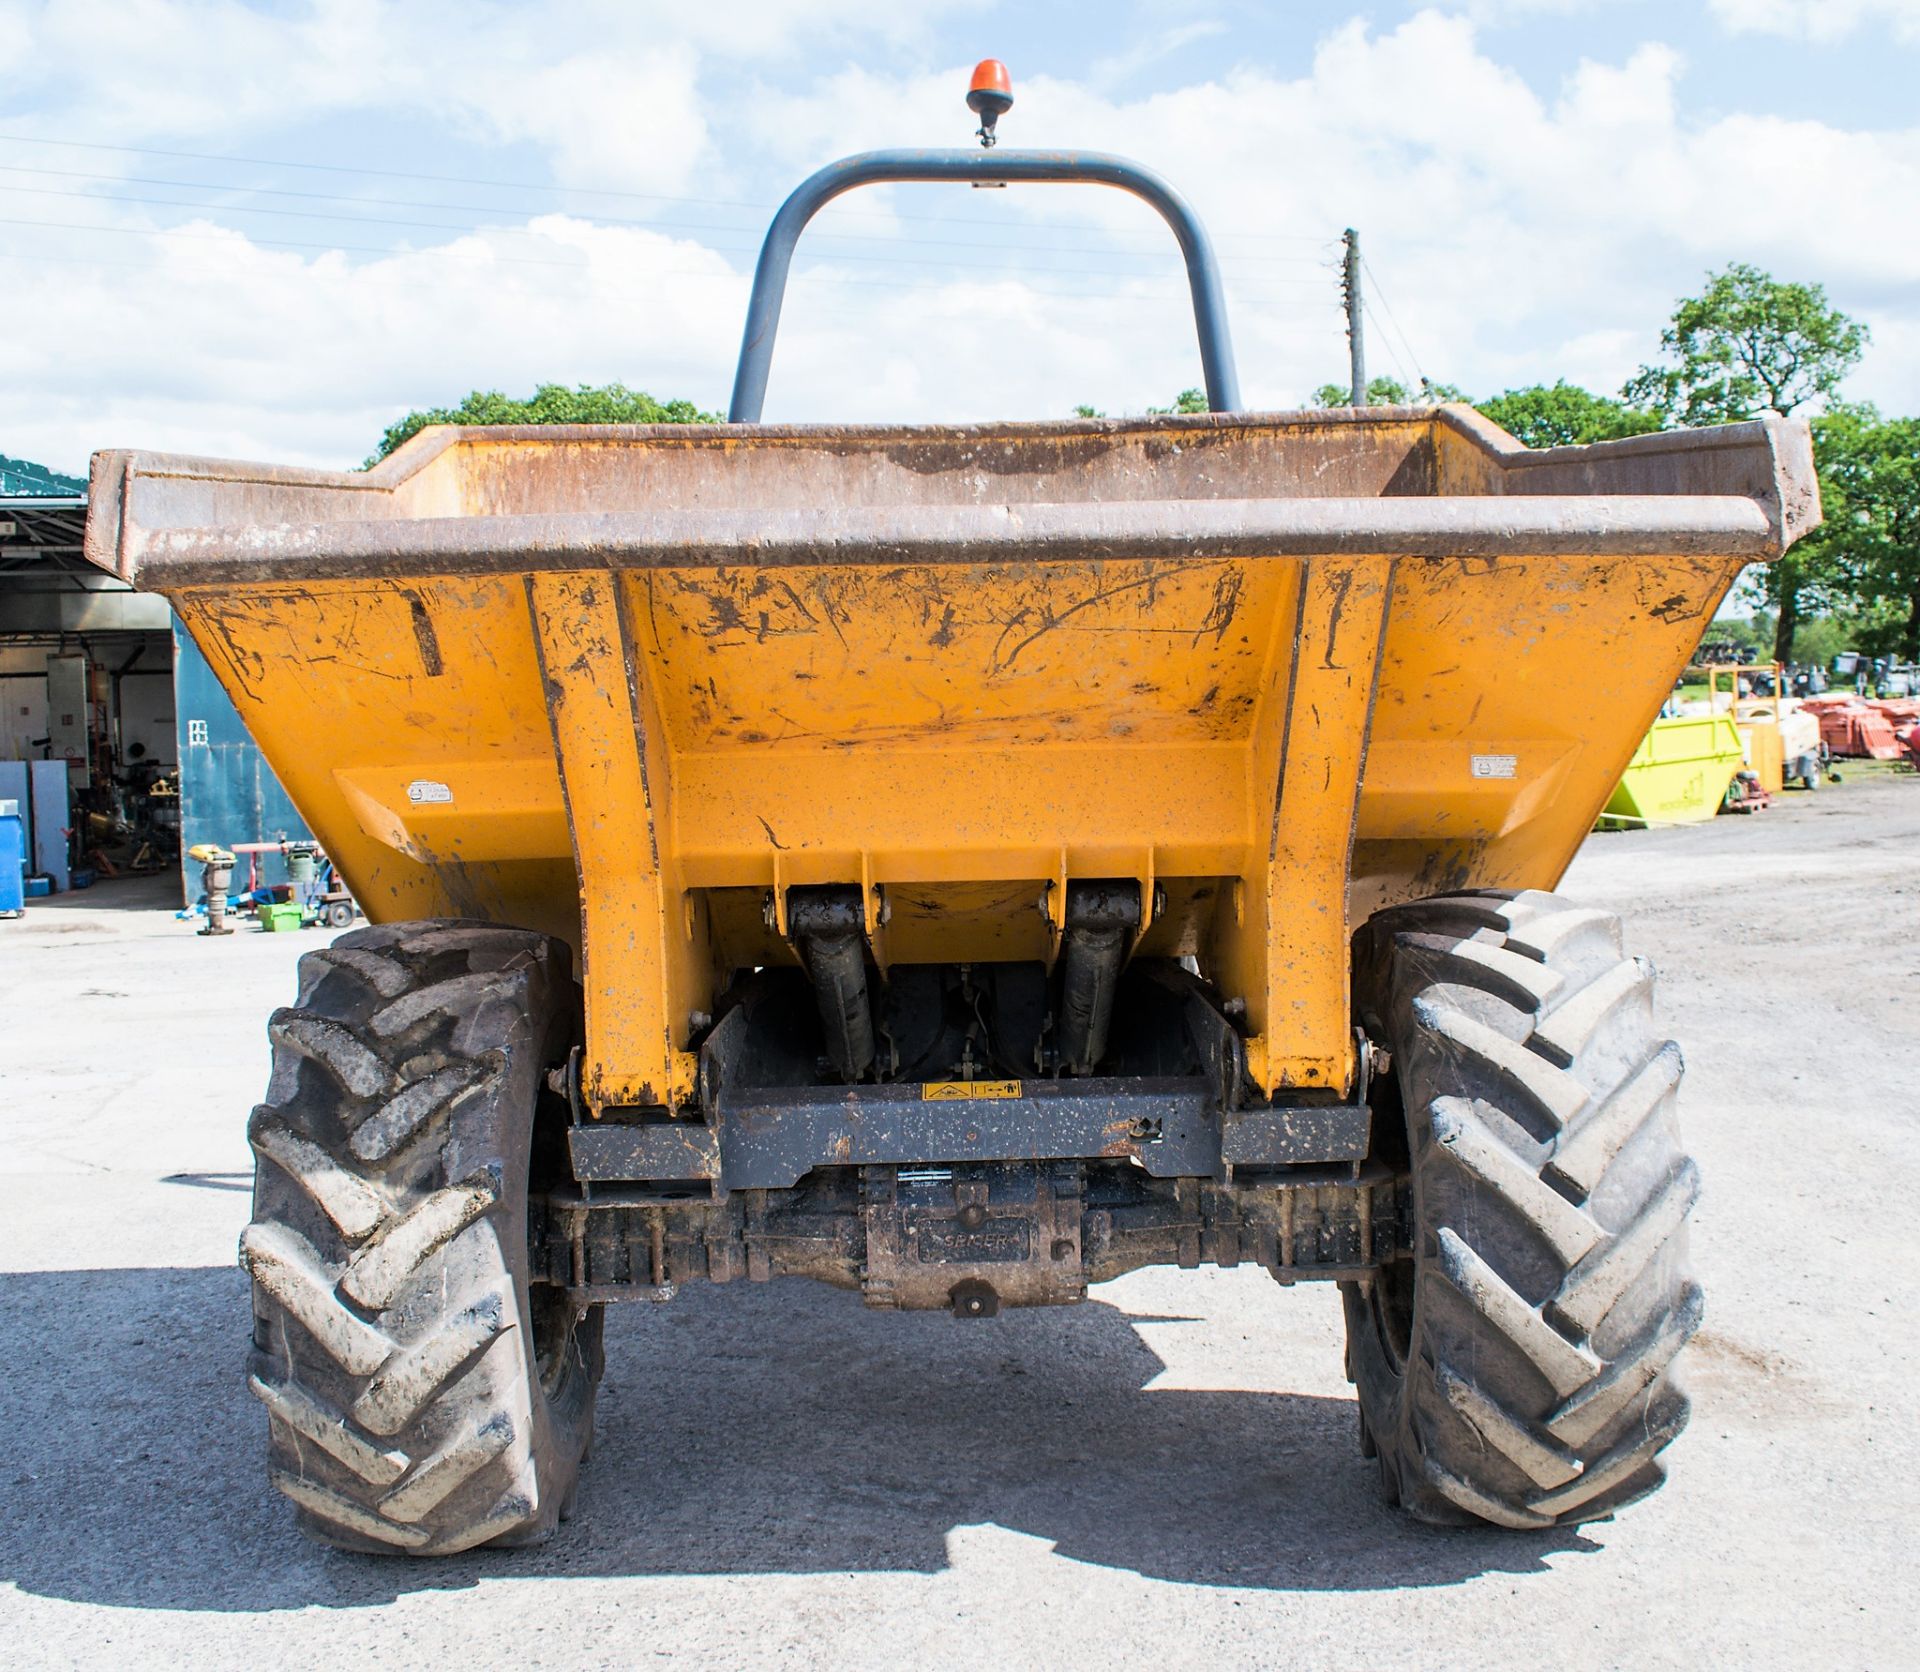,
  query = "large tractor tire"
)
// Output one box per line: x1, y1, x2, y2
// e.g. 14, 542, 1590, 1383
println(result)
1344, 889, 1703, 1529
239, 920, 602, 1555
